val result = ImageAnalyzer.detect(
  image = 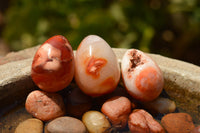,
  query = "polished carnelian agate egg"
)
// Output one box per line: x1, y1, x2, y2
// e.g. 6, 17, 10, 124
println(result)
31, 35, 74, 92
75, 35, 120, 97
121, 49, 164, 102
